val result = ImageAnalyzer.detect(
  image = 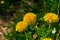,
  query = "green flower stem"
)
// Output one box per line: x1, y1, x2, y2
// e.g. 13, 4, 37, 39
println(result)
49, 23, 51, 28
44, 24, 52, 37
24, 31, 28, 40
